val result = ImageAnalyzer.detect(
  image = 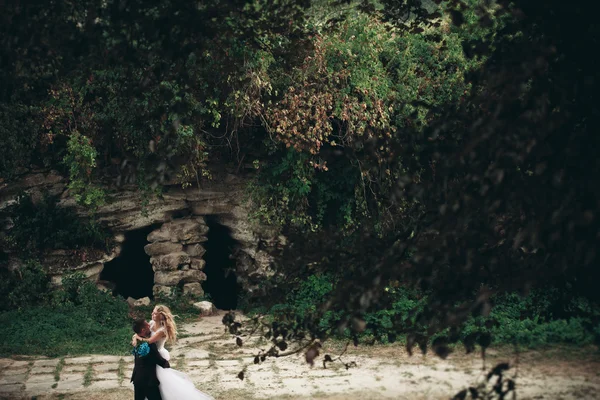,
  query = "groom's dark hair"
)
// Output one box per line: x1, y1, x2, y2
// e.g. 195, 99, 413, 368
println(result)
132, 319, 147, 334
